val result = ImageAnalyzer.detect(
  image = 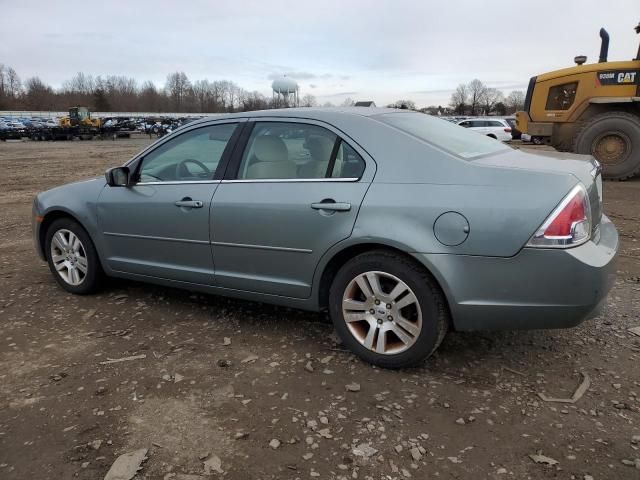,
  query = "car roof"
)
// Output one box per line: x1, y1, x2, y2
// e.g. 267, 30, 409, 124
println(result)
165, 107, 414, 136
